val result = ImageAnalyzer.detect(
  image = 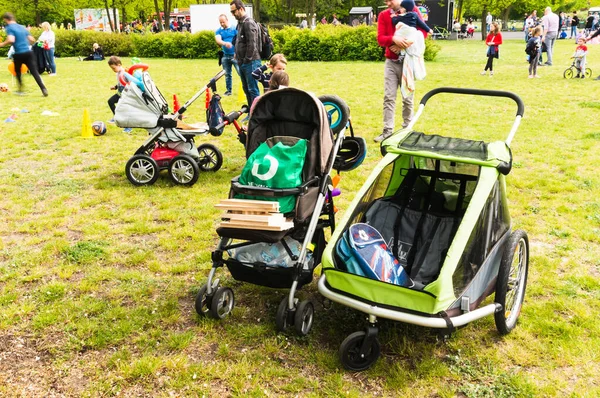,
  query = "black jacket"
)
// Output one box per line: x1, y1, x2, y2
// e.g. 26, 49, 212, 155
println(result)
234, 15, 260, 64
